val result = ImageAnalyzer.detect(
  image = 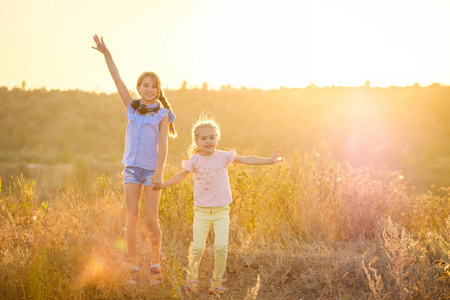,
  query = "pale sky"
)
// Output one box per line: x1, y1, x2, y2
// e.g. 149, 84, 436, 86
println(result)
1, 0, 449, 93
